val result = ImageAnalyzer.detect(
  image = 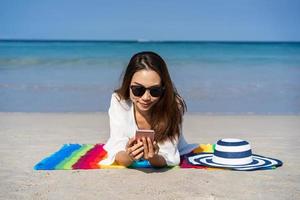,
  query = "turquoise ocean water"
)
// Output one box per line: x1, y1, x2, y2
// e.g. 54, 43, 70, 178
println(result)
0, 40, 299, 114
